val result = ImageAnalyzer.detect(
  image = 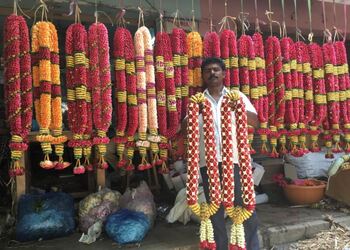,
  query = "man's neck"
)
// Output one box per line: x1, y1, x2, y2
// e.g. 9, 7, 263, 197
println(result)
207, 86, 224, 100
